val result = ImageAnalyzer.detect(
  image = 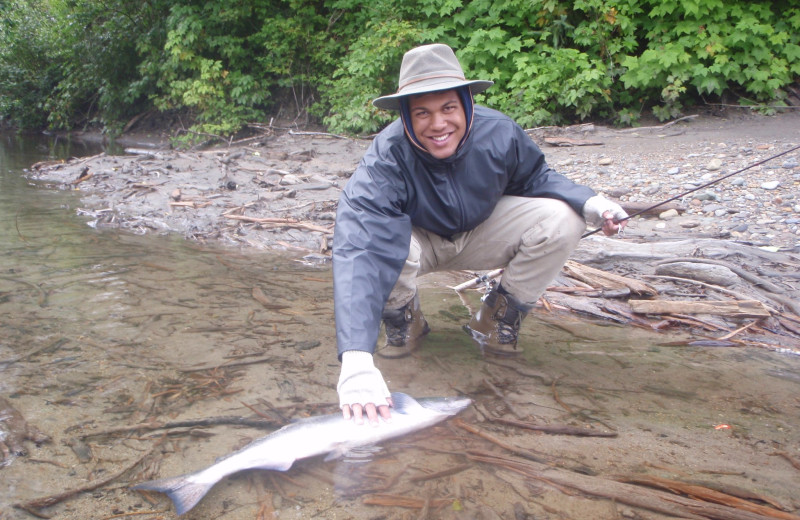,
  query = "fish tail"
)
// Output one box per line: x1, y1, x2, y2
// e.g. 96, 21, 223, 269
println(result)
133, 475, 213, 515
